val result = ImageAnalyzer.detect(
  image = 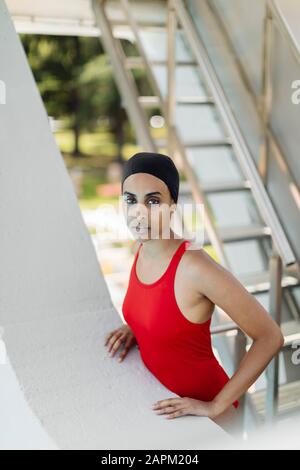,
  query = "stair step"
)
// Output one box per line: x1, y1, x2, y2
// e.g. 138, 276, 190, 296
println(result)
110, 20, 167, 28
203, 224, 271, 246
125, 57, 146, 69
155, 138, 232, 148
282, 319, 300, 347
238, 271, 299, 294
211, 319, 300, 343
125, 57, 197, 68
176, 97, 214, 105
138, 95, 160, 107
139, 96, 214, 108
184, 138, 232, 147
251, 379, 300, 417
179, 179, 251, 195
